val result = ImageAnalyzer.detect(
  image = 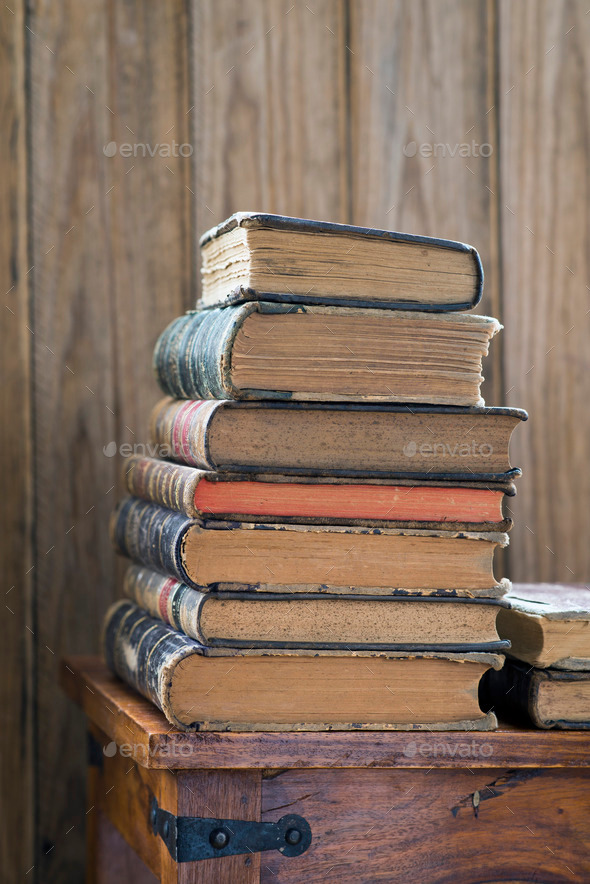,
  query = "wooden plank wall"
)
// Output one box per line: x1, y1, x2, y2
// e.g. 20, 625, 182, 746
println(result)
192, 0, 348, 231
2, 0, 590, 880
349, 0, 502, 404
498, 0, 590, 581
28, 1, 192, 880
0, 0, 34, 879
